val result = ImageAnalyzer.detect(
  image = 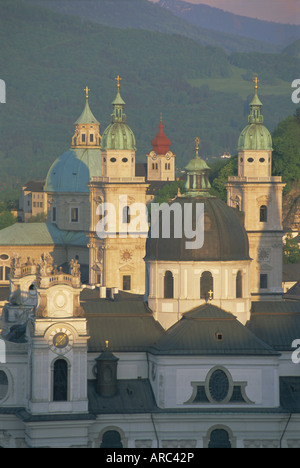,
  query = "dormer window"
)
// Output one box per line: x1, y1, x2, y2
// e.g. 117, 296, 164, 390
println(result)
71, 207, 79, 223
